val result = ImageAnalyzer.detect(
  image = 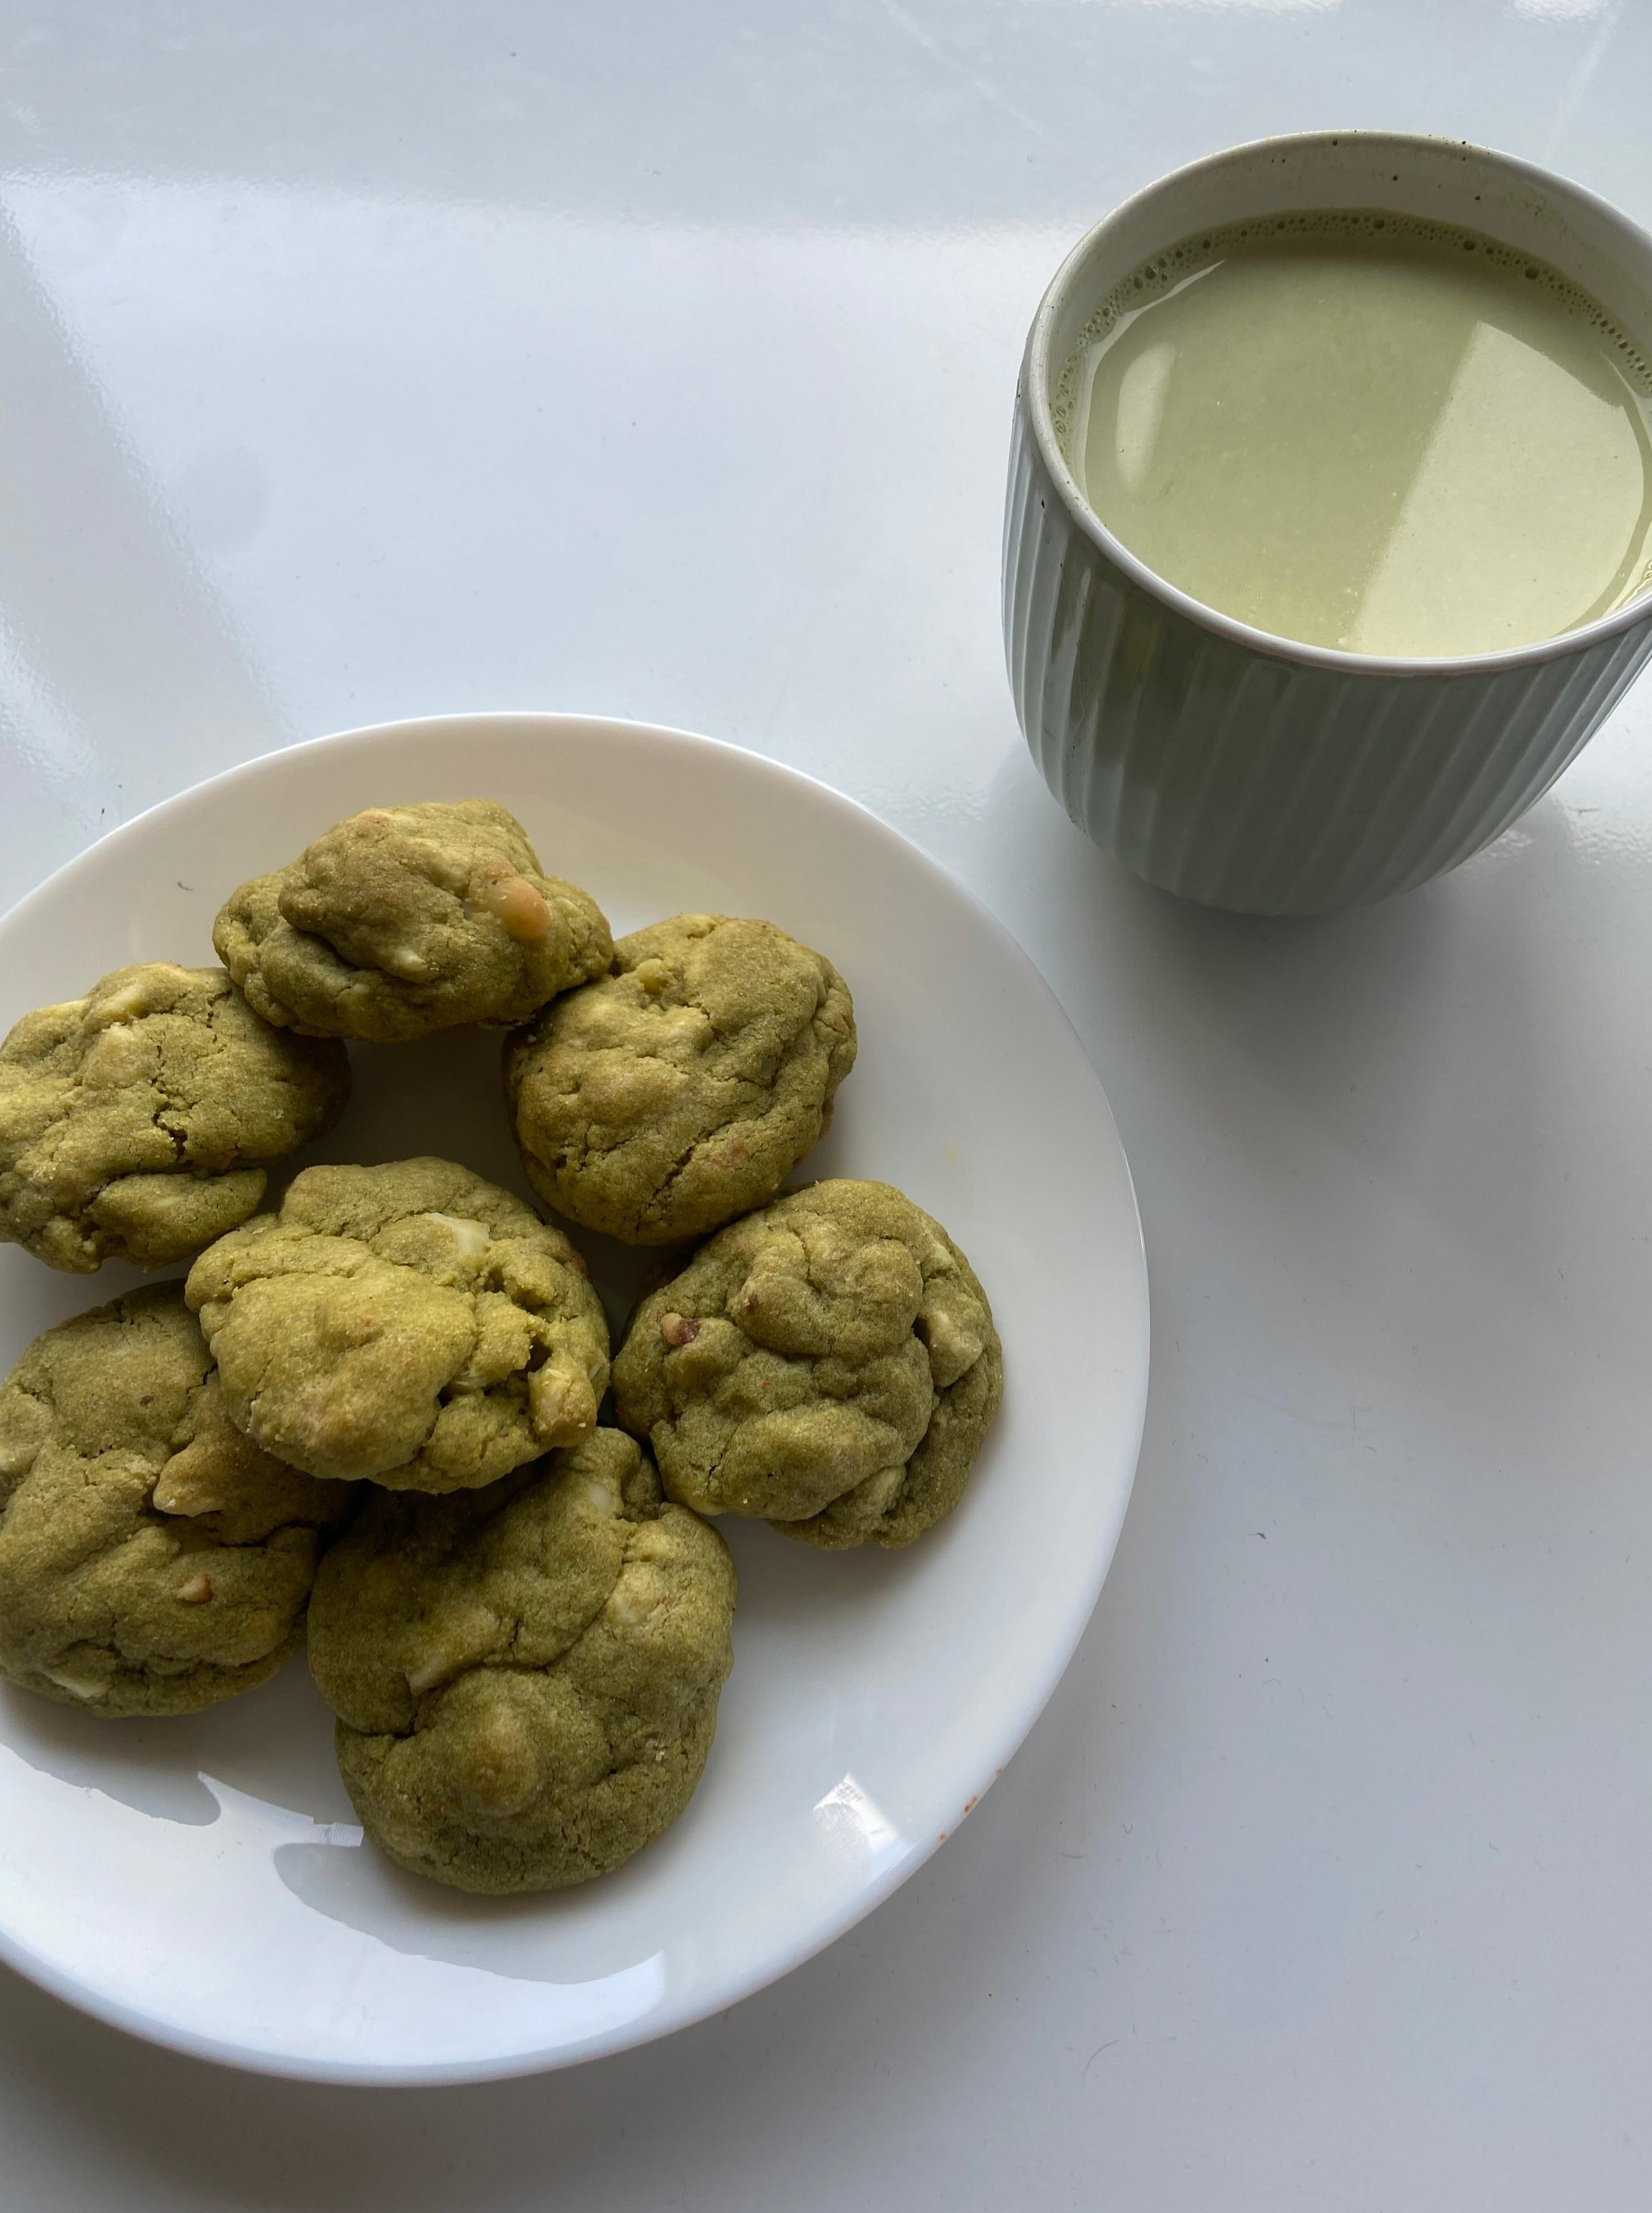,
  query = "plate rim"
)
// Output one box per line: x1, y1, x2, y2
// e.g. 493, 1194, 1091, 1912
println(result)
0, 710, 1150, 2084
